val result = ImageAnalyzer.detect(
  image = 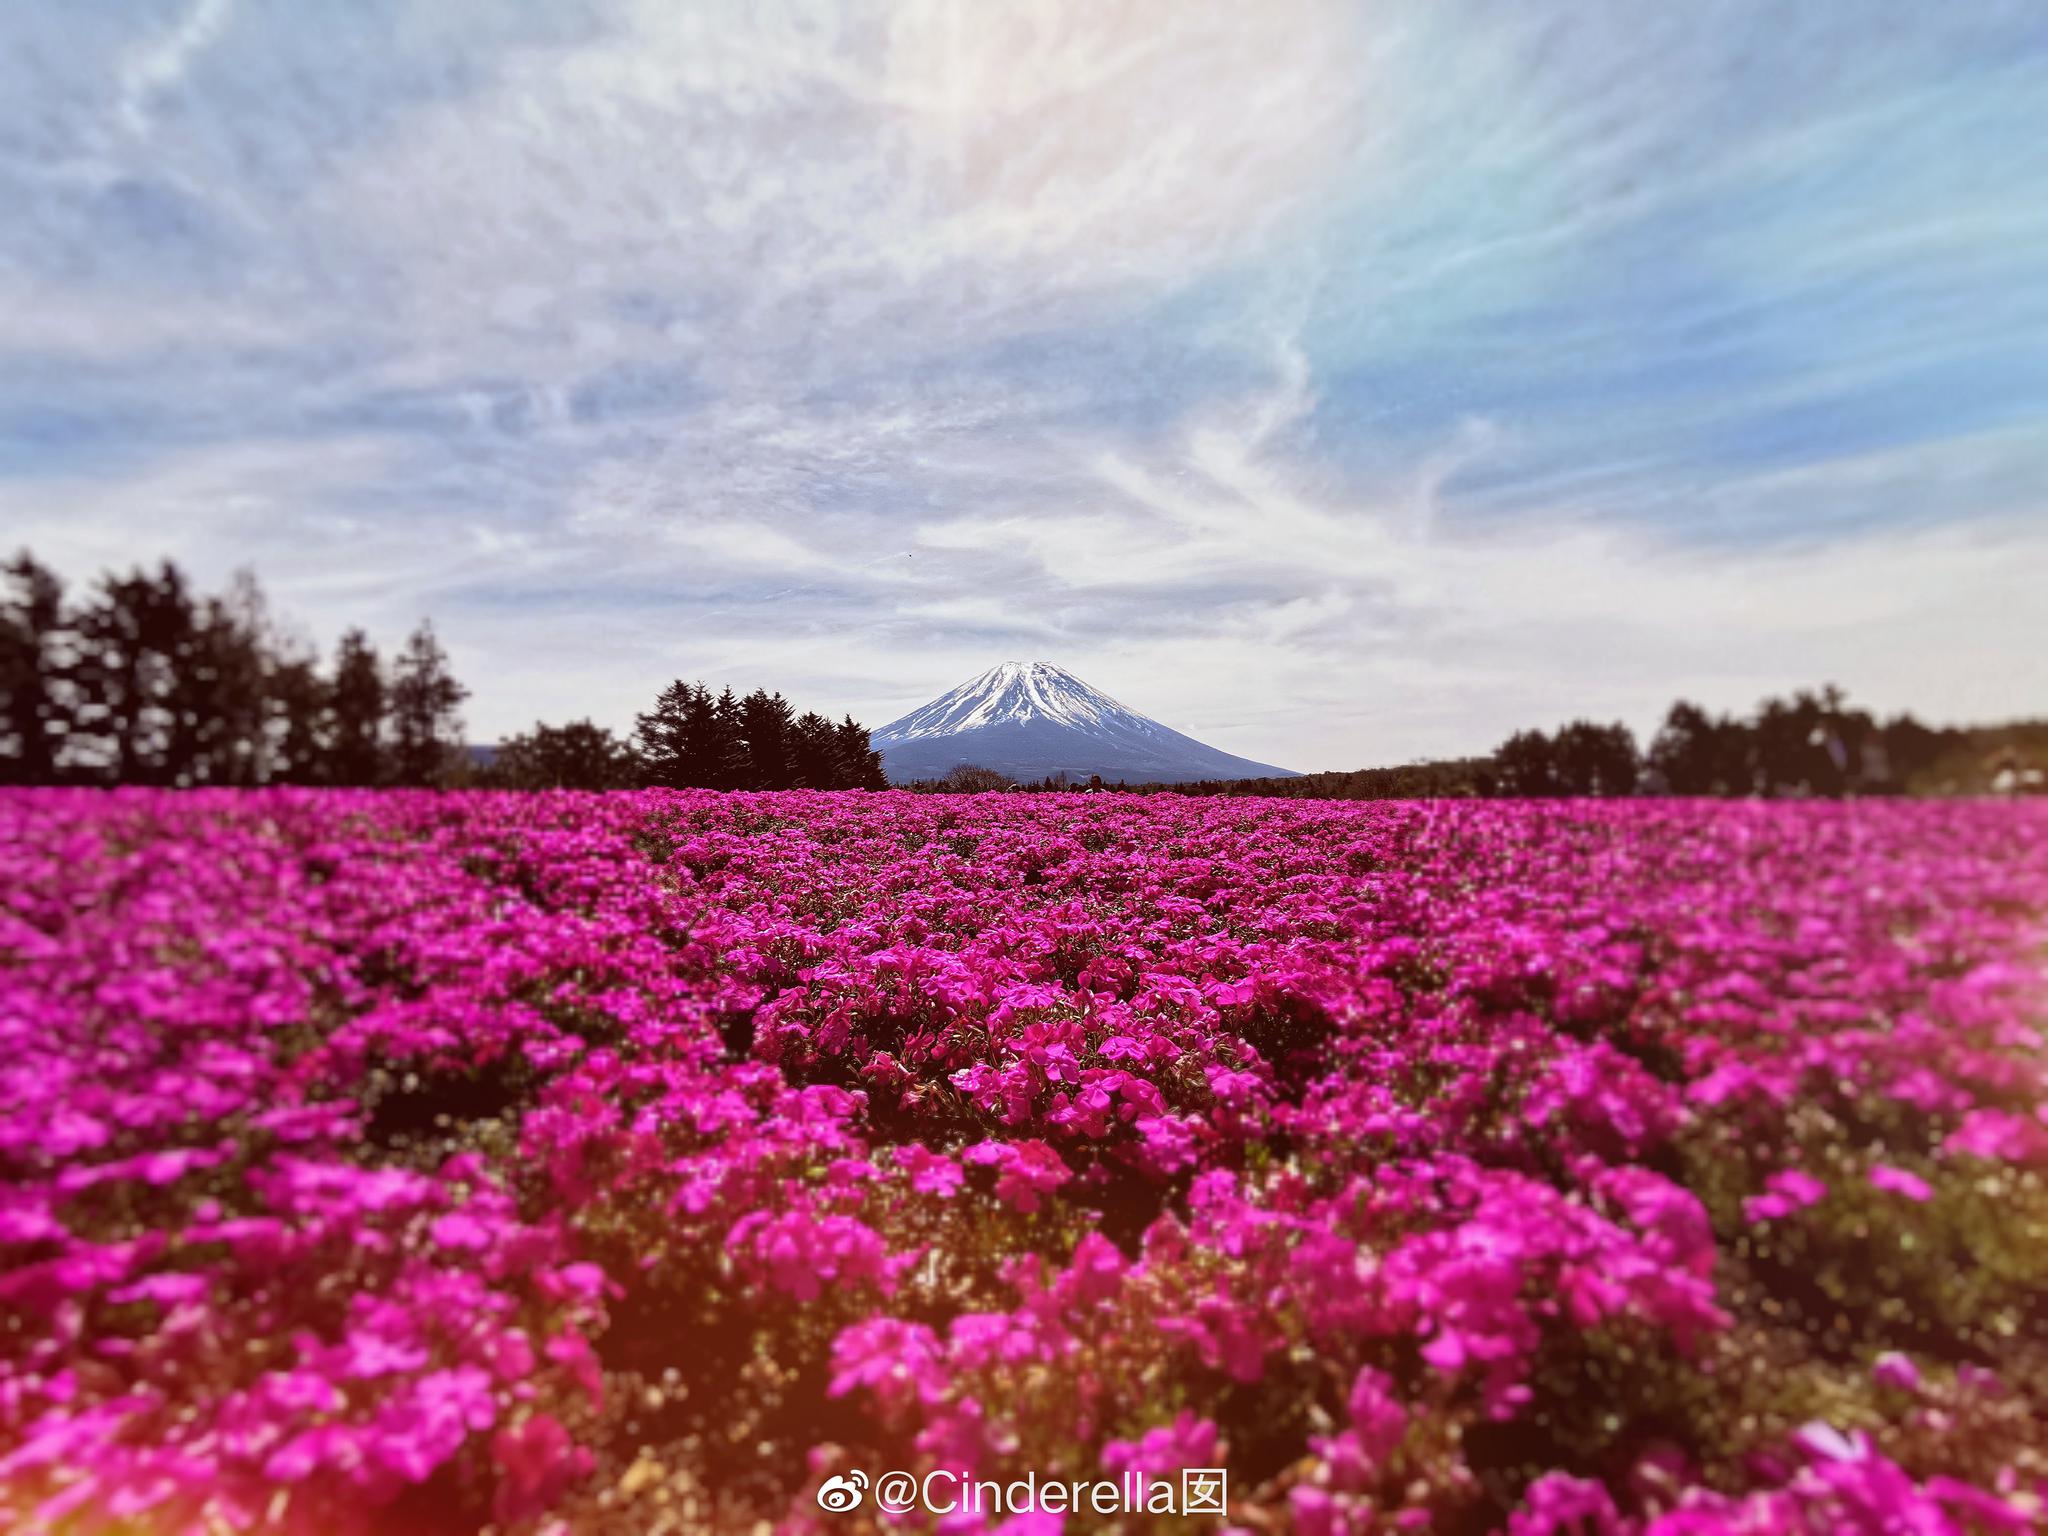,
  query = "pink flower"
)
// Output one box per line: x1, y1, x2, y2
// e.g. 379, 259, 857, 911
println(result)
264, 1424, 359, 1484
340, 1329, 430, 1380
1102, 1411, 1221, 1480
1056, 1232, 1126, 1307
729, 1209, 890, 1301
1744, 1168, 1828, 1222
1944, 1109, 2048, 1165
1869, 1164, 1934, 1202
828, 1318, 945, 1407
1347, 1366, 1408, 1467
107, 1273, 208, 1308
545, 1330, 605, 1408
1509, 1472, 1625, 1535
491, 1413, 591, 1523
896, 1144, 964, 1198
1796, 1421, 1869, 1463
429, 1211, 493, 1250
373, 1366, 496, 1483
963, 1140, 1073, 1213
948, 1311, 1050, 1368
